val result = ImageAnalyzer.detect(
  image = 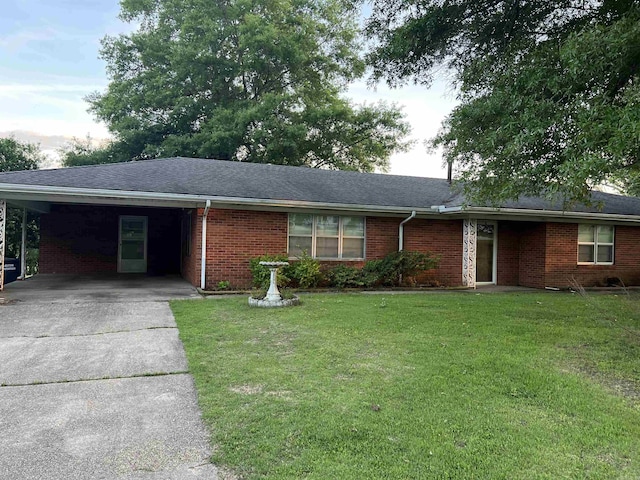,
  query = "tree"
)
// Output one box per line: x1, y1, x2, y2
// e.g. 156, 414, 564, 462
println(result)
364, 1, 640, 204
59, 136, 125, 167
0, 137, 42, 272
76, 0, 410, 171
0, 137, 43, 173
